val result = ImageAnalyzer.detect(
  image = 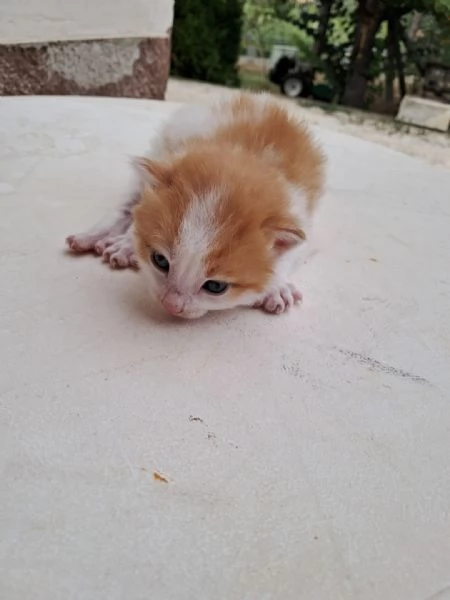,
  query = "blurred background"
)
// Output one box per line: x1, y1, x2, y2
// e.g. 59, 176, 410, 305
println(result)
171, 0, 449, 114
0, 0, 449, 157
